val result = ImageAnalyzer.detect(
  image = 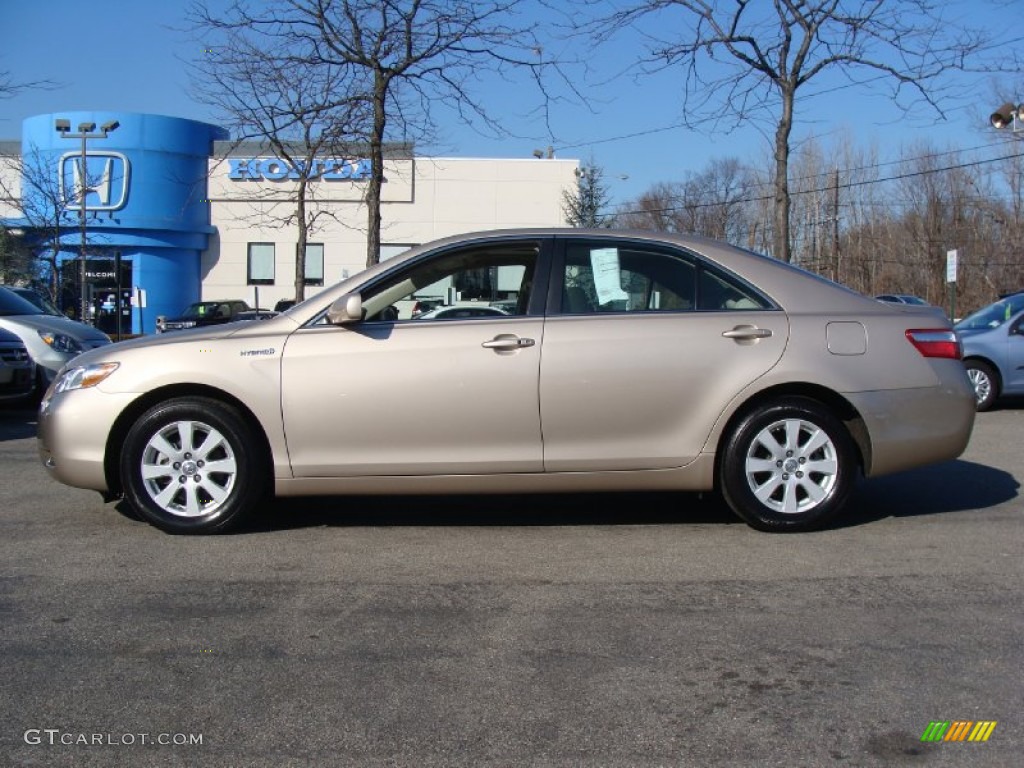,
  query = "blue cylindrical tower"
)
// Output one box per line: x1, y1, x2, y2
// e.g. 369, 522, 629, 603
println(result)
20, 112, 228, 334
